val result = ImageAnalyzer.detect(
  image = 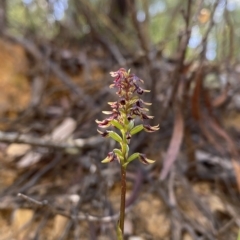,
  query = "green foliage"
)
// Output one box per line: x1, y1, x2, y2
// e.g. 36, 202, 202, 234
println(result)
5, 0, 240, 60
